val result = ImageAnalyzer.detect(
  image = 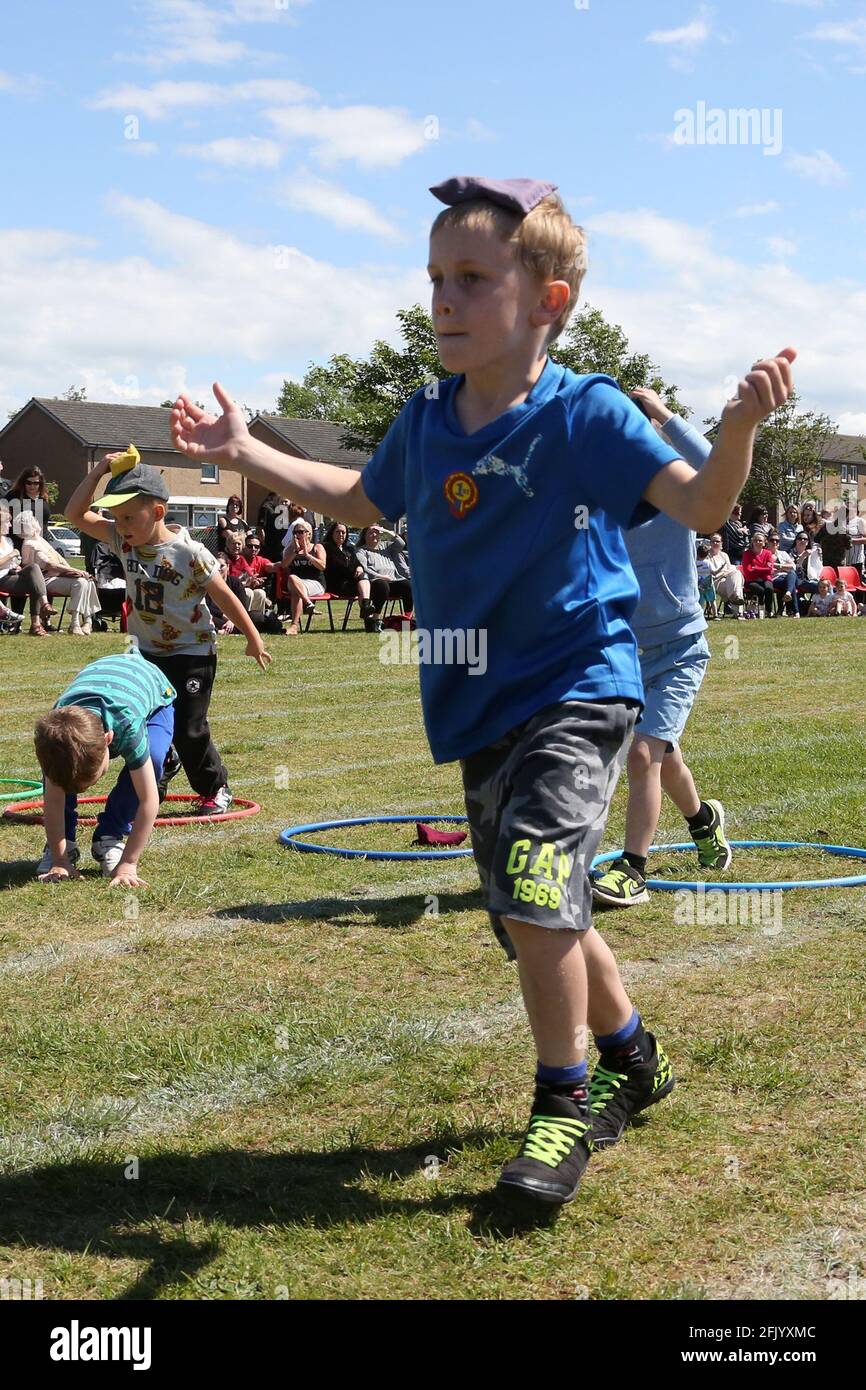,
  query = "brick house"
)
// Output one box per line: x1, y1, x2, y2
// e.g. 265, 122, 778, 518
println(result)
0, 399, 370, 531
